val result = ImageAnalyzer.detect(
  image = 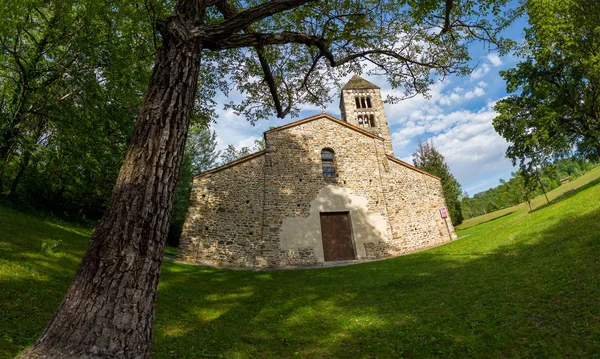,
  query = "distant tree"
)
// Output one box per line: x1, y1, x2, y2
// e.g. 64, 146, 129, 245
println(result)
493, 0, 600, 171
220, 144, 251, 164
185, 125, 221, 174
253, 137, 267, 152
169, 124, 220, 247
219, 138, 266, 165
458, 157, 596, 219
413, 140, 463, 226
513, 169, 538, 211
